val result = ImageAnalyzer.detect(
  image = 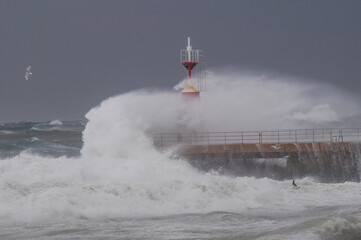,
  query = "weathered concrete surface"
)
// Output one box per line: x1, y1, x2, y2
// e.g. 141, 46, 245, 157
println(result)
175, 142, 361, 183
